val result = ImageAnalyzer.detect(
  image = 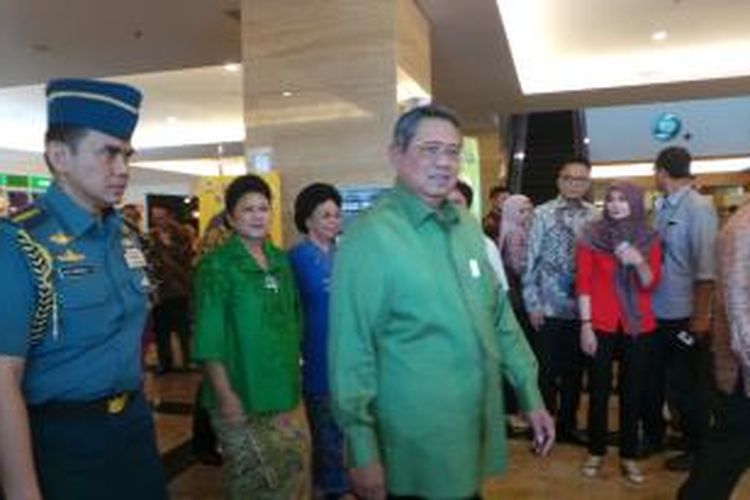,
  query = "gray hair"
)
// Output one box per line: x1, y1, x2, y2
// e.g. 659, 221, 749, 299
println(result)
392, 104, 461, 152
